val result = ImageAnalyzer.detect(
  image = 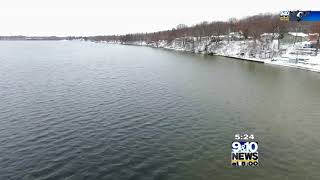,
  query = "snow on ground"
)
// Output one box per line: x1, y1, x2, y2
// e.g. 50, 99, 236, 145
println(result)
269, 41, 320, 72
265, 60, 320, 73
